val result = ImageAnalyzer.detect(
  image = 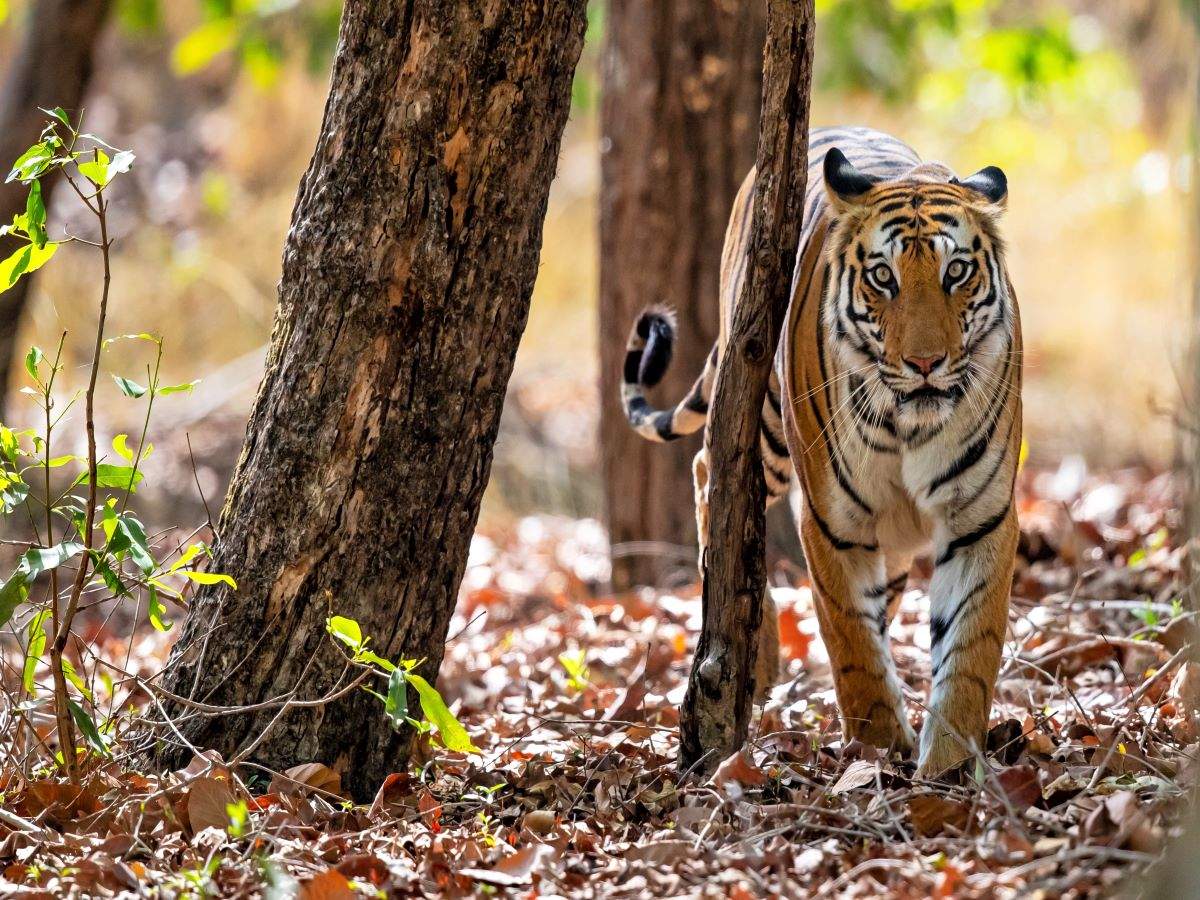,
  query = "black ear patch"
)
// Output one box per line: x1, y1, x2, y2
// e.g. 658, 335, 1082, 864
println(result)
958, 166, 1007, 204
824, 148, 880, 201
